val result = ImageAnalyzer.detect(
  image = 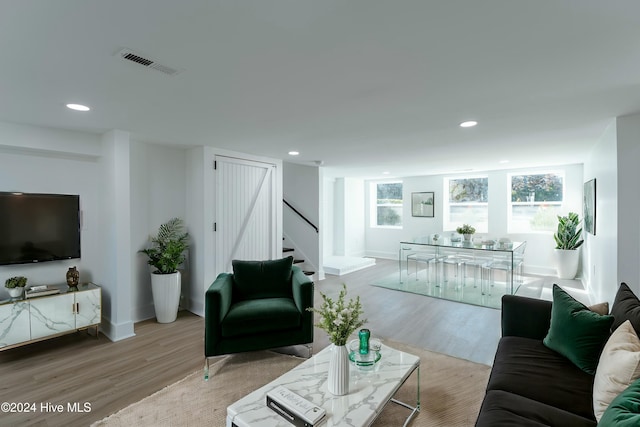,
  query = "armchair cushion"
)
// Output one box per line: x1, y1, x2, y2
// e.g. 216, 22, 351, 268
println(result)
221, 298, 301, 337
232, 256, 294, 300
